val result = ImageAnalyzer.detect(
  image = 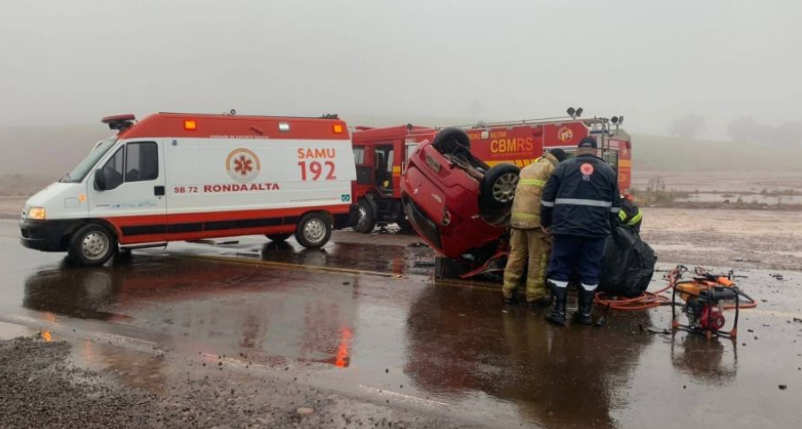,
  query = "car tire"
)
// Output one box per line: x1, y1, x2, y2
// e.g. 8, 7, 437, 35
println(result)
295, 212, 332, 249
266, 233, 292, 242
354, 199, 377, 233
432, 128, 471, 155
480, 163, 520, 209
68, 223, 117, 267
